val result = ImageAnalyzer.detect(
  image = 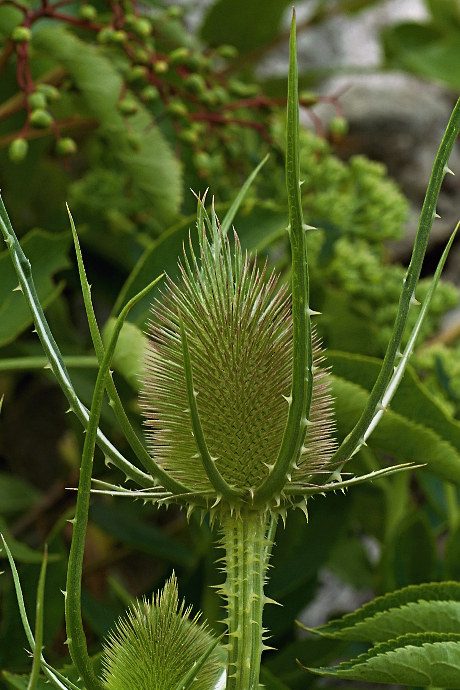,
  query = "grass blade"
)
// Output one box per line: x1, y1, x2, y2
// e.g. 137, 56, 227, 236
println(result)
27, 546, 47, 690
